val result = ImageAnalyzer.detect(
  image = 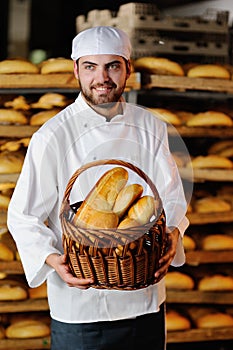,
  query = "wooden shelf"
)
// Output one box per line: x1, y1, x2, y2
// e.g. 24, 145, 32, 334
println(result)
180, 168, 233, 182
185, 250, 233, 265
0, 261, 24, 274
0, 125, 39, 138
168, 125, 233, 138
142, 74, 233, 94
0, 337, 50, 349
0, 298, 48, 313
167, 290, 233, 304
0, 174, 19, 184
167, 327, 233, 343
187, 211, 233, 225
